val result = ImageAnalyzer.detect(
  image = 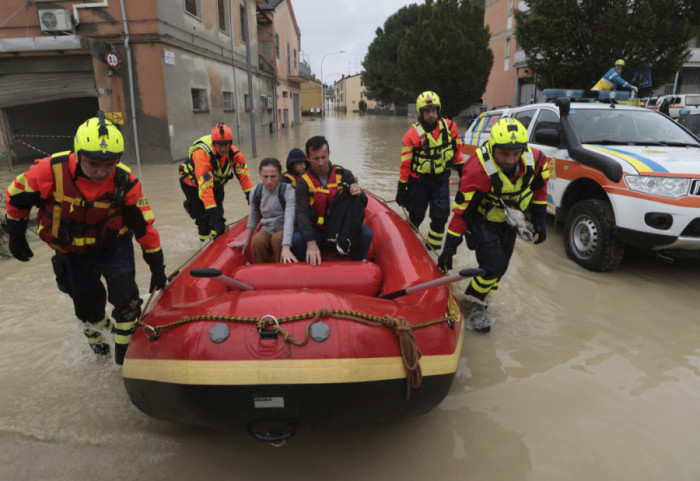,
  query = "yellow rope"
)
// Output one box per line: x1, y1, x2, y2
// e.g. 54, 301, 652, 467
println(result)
136, 306, 457, 401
